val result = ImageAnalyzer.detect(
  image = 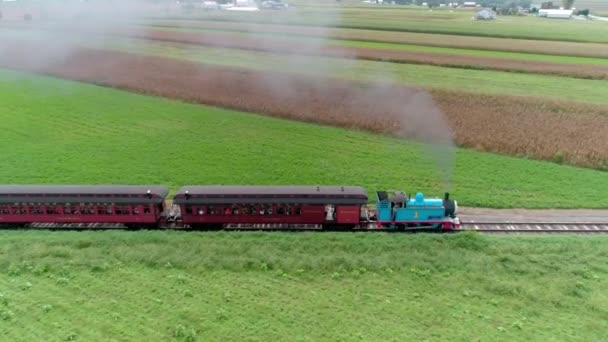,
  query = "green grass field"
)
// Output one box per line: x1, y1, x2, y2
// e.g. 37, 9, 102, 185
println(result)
1, 231, 608, 340
106, 38, 608, 104
1, 69, 608, 208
